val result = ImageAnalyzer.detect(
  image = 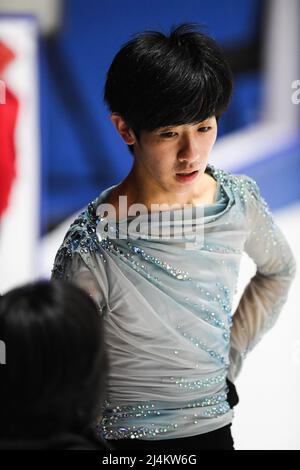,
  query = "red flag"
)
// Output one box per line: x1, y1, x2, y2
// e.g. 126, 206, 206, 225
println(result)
0, 41, 19, 219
